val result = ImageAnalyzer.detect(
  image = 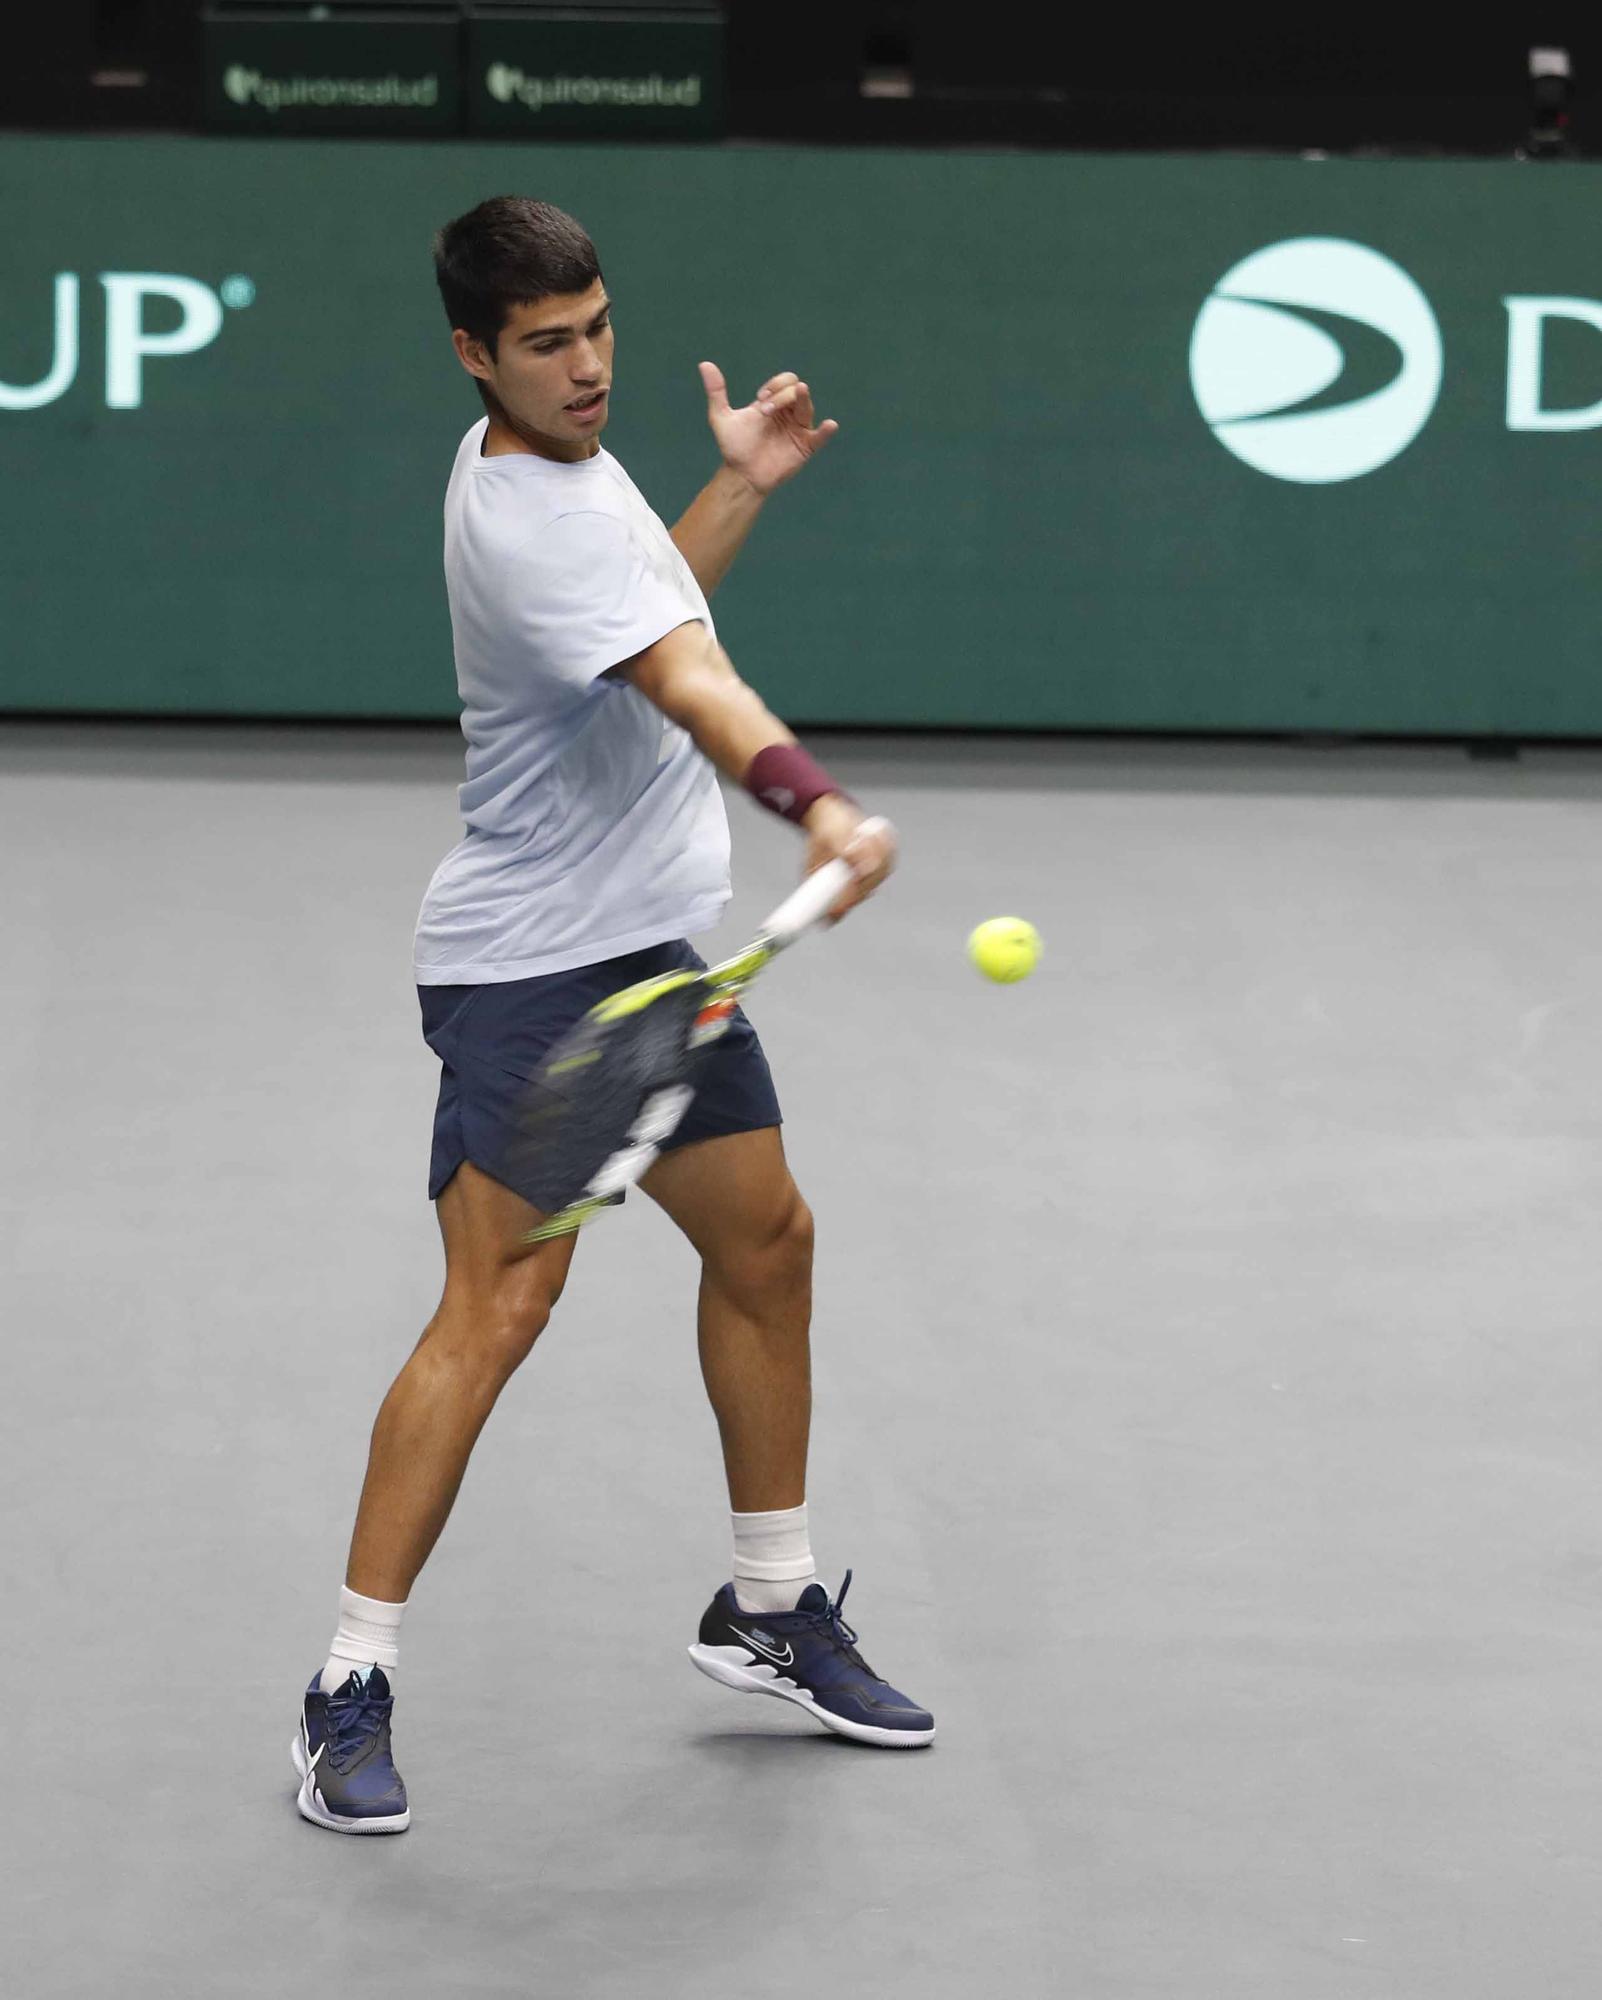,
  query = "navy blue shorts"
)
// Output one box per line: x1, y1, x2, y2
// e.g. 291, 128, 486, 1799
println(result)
419, 937, 782, 1209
